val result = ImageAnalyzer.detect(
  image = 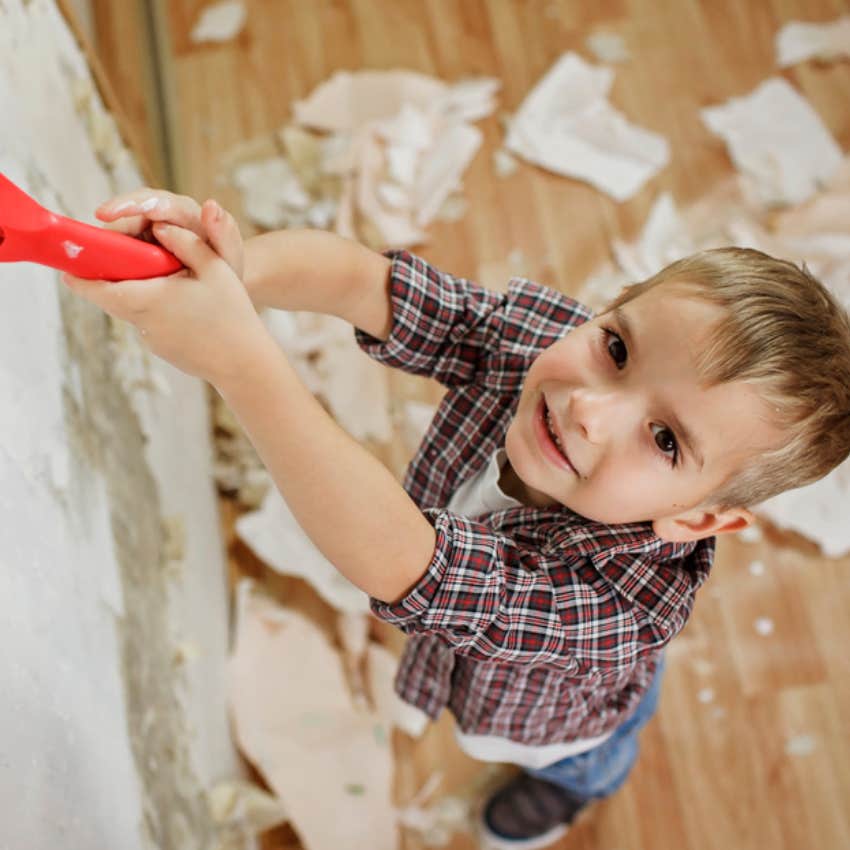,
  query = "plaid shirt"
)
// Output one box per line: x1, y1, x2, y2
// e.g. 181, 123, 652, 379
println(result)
354, 251, 715, 745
